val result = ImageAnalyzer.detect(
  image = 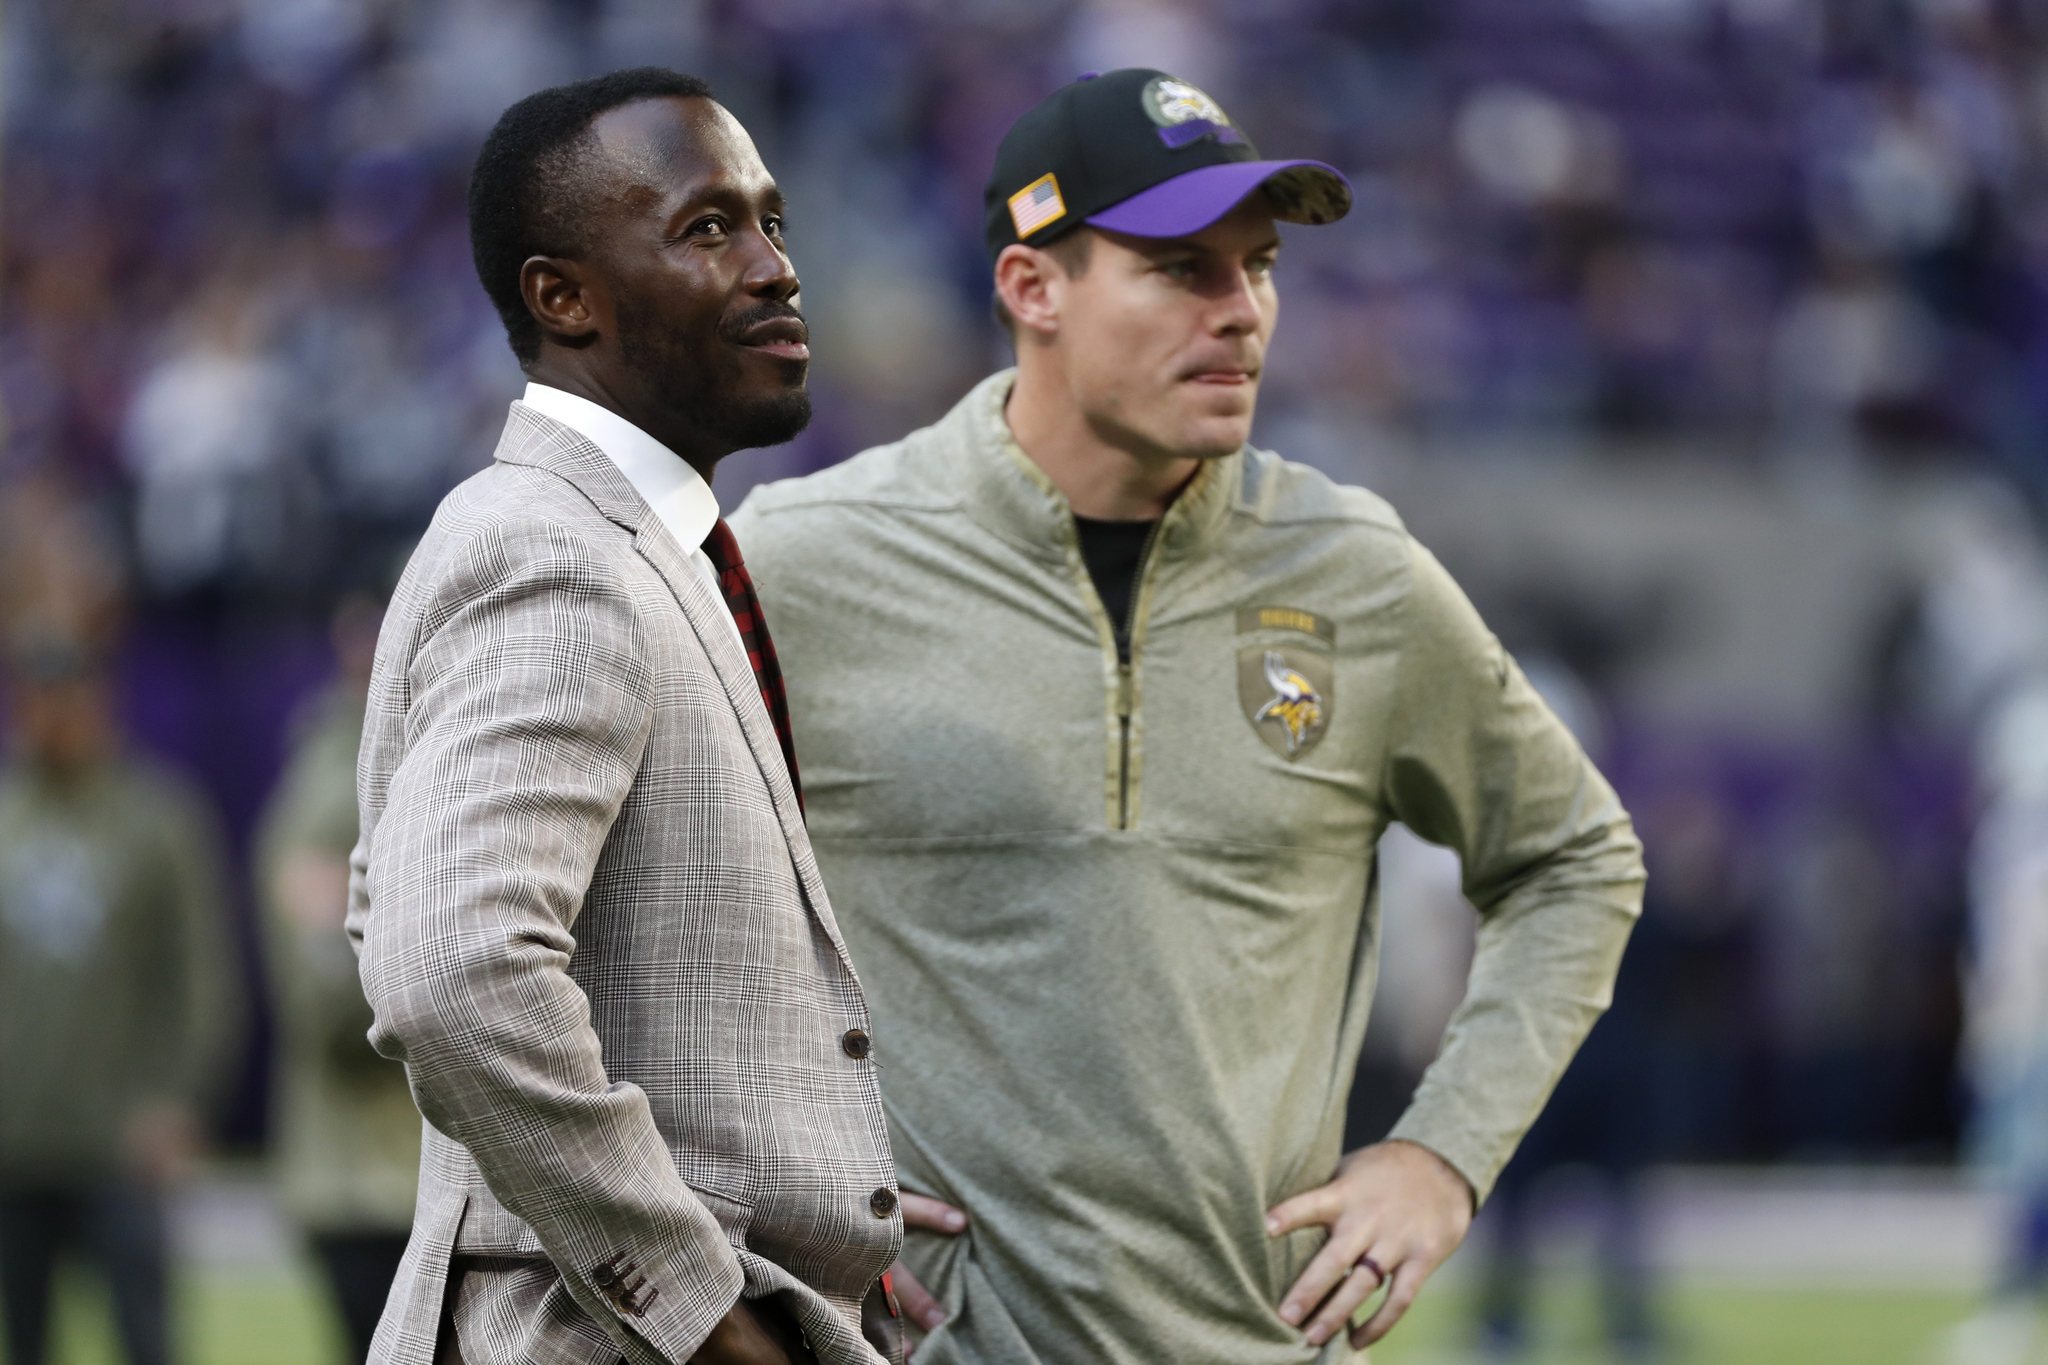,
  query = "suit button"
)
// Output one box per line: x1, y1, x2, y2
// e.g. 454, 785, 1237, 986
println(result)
842, 1029, 873, 1059
870, 1187, 898, 1218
